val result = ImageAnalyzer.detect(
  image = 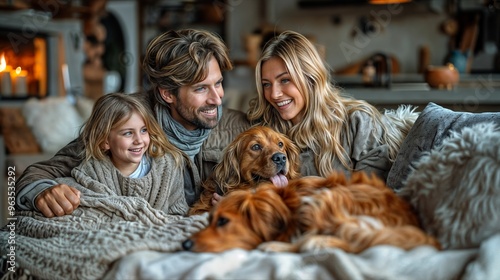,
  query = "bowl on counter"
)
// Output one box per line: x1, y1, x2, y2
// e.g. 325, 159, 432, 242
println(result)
424, 63, 460, 90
